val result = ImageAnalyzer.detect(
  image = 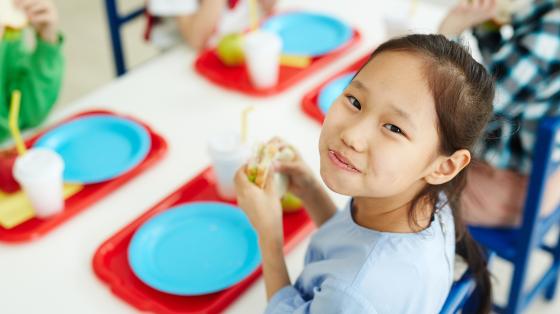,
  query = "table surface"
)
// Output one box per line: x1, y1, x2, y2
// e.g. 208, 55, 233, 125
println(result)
0, 1, 449, 313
